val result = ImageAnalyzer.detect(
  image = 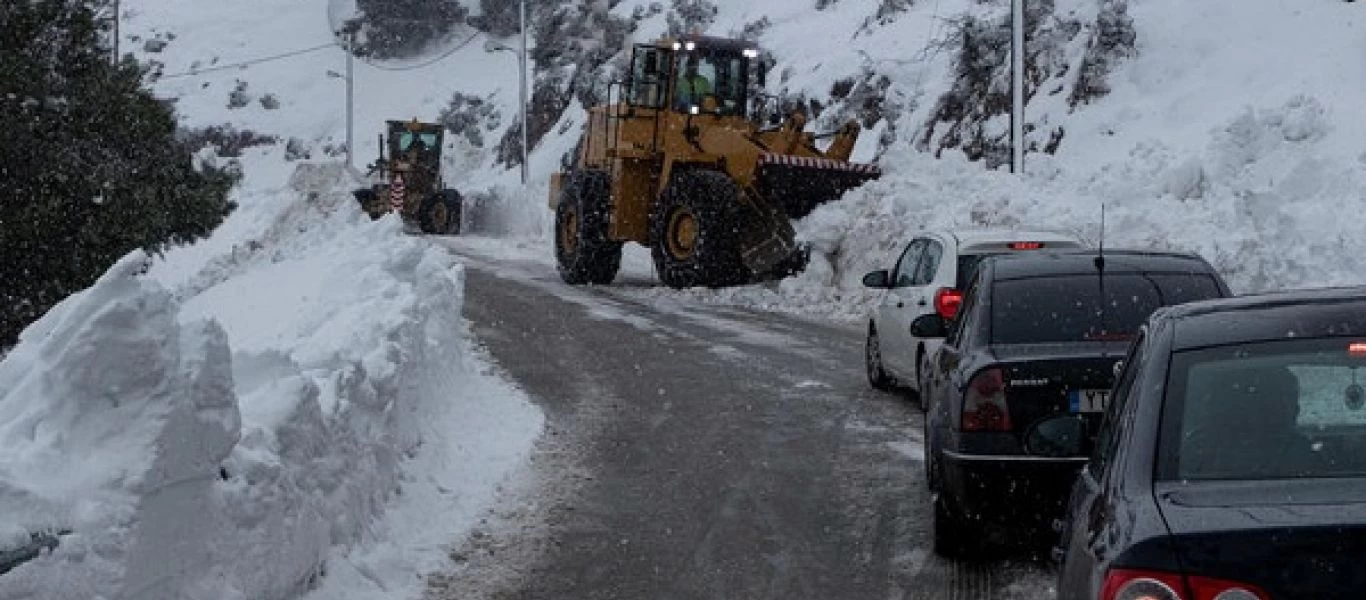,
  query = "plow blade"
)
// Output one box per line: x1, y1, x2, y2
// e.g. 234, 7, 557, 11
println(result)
755, 153, 881, 220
